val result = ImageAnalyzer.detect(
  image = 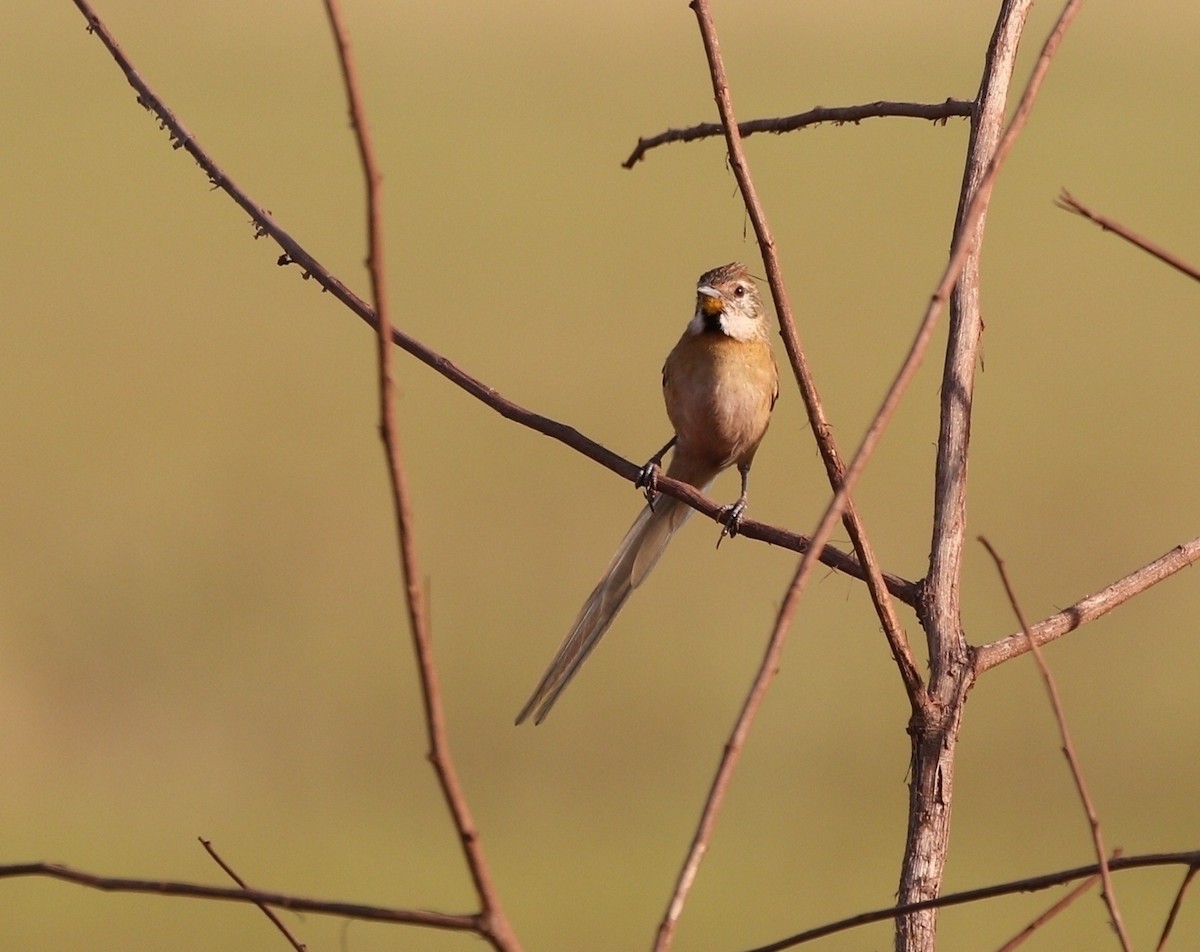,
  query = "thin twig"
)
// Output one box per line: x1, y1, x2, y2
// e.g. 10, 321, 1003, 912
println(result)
199, 838, 306, 952
733, 850, 1200, 952
1057, 190, 1200, 283
974, 536, 1200, 673
980, 538, 1131, 952
1156, 864, 1200, 951
993, 857, 1109, 952
64, 0, 916, 604
622, 99, 973, 168
320, 3, 518, 950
